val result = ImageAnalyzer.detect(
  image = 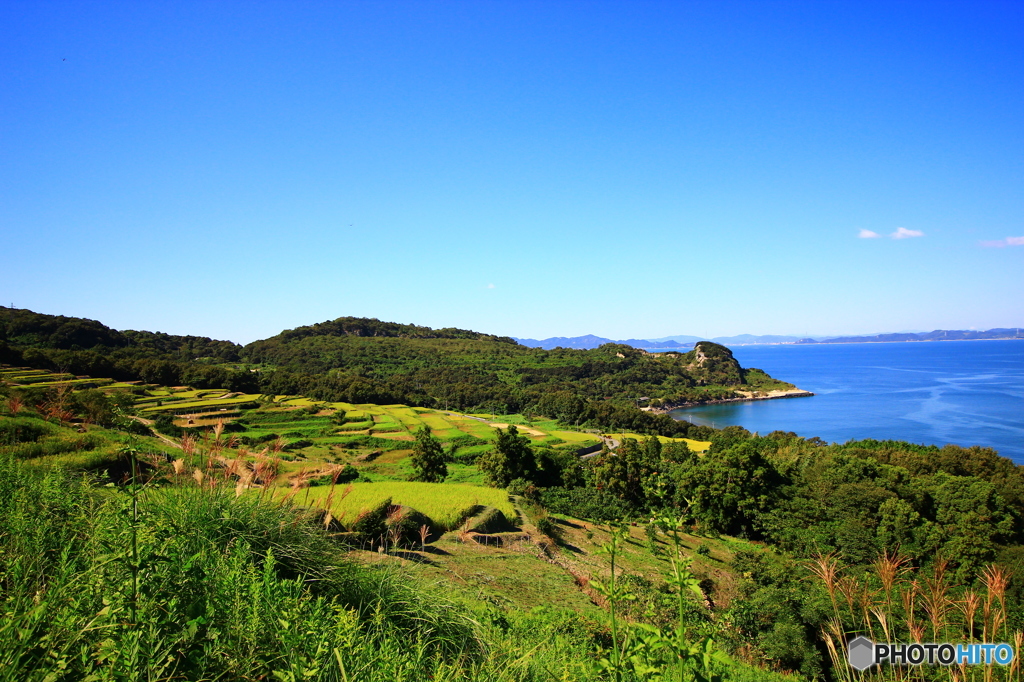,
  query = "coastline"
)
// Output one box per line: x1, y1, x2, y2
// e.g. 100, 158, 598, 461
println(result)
644, 388, 815, 415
